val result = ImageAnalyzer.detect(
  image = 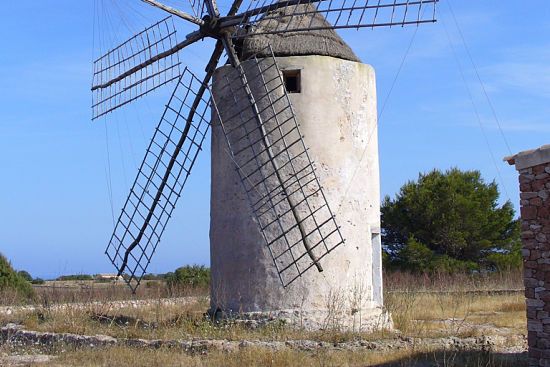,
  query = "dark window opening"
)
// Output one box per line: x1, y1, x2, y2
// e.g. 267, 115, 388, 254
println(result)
282, 70, 301, 93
